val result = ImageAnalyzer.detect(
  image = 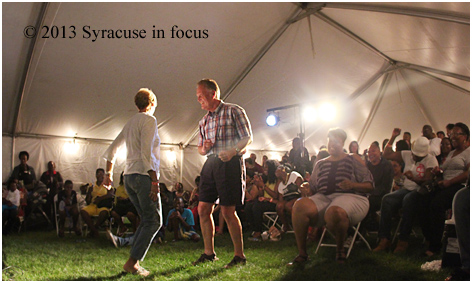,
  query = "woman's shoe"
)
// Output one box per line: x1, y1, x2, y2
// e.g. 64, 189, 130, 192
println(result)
287, 254, 309, 266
